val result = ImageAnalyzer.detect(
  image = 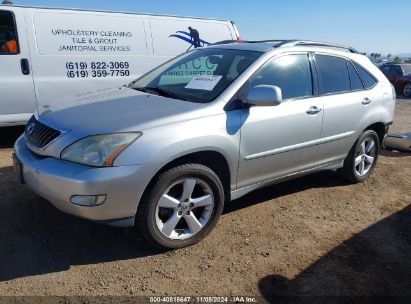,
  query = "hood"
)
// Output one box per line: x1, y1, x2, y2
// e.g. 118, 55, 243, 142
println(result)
37, 86, 206, 135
